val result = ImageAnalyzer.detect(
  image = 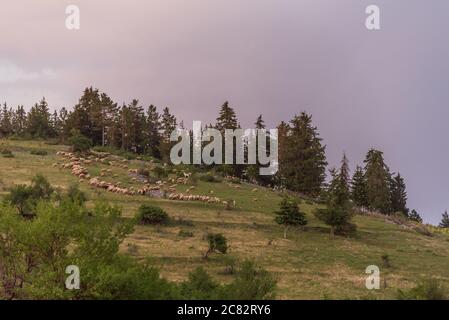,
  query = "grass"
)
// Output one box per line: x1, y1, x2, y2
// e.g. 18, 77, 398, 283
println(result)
1, 138, 449, 299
